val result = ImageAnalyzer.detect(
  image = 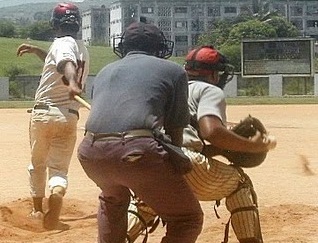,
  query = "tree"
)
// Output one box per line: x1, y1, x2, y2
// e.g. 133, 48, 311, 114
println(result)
219, 44, 241, 72
226, 19, 277, 45
265, 16, 299, 38
0, 20, 15, 38
197, 15, 301, 72
26, 21, 53, 41
33, 11, 51, 21
198, 20, 232, 48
